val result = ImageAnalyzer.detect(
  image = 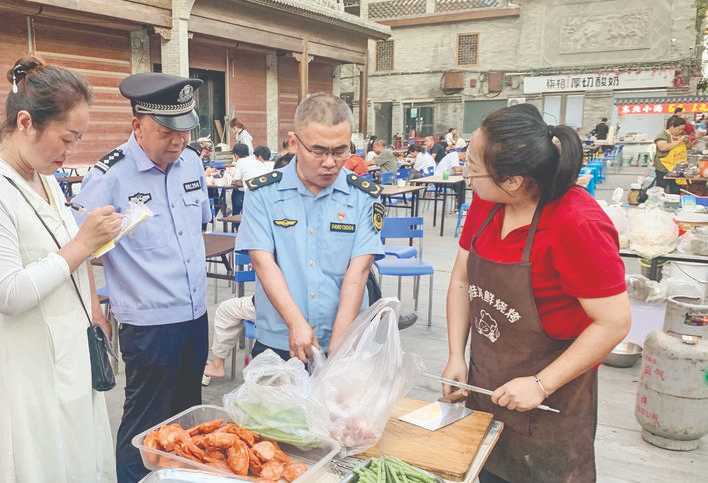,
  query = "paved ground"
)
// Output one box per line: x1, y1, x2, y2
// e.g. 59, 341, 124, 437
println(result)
101, 202, 708, 483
